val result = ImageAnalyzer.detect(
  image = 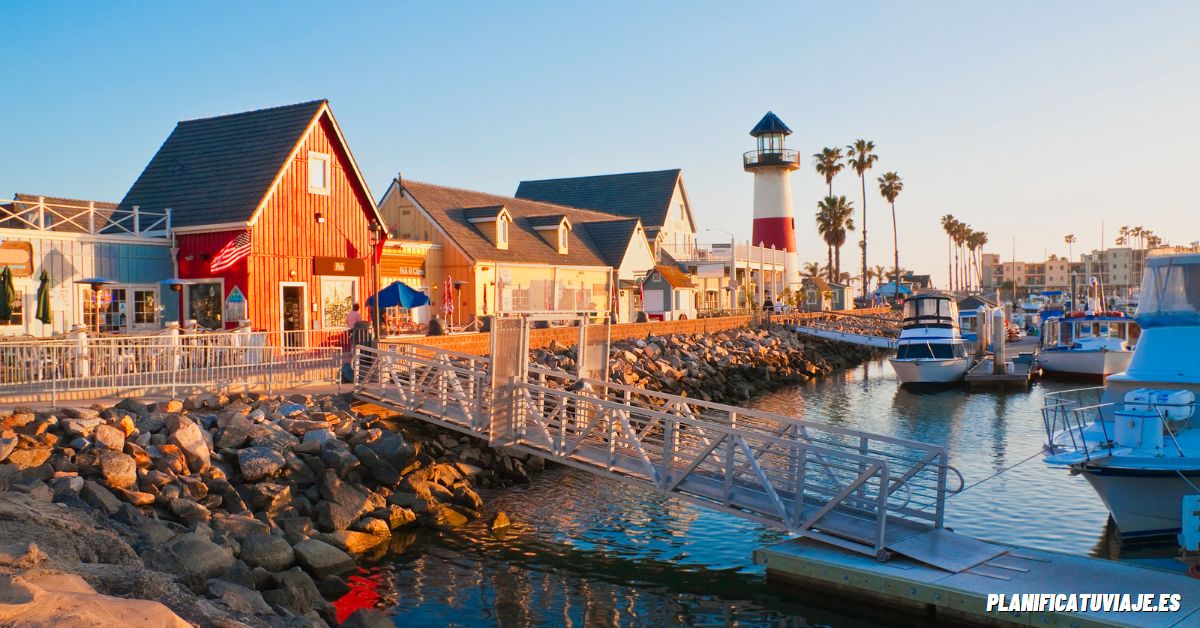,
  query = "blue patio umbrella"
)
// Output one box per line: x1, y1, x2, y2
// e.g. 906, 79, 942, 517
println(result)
367, 281, 431, 309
